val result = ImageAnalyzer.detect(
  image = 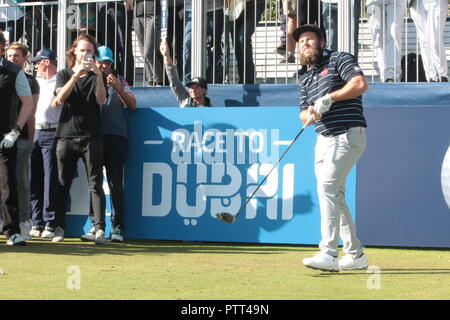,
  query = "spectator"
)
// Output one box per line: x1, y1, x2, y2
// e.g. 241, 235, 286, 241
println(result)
67, 1, 96, 41
183, 0, 225, 84
322, 0, 338, 51
160, 40, 211, 108
280, 0, 325, 64
97, 1, 135, 86
6, 42, 40, 241
322, 0, 361, 59
276, 11, 287, 55
81, 46, 136, 243
225, 0, 265, 83
51, 34, 107, 244
366, 0, 407, 82
280, 0, 298, 63
0, 31, 34, 246
130, 0, 164, 86
409, 0, 448, 82
29, 48, 61, 238
0, 0, 25, 42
